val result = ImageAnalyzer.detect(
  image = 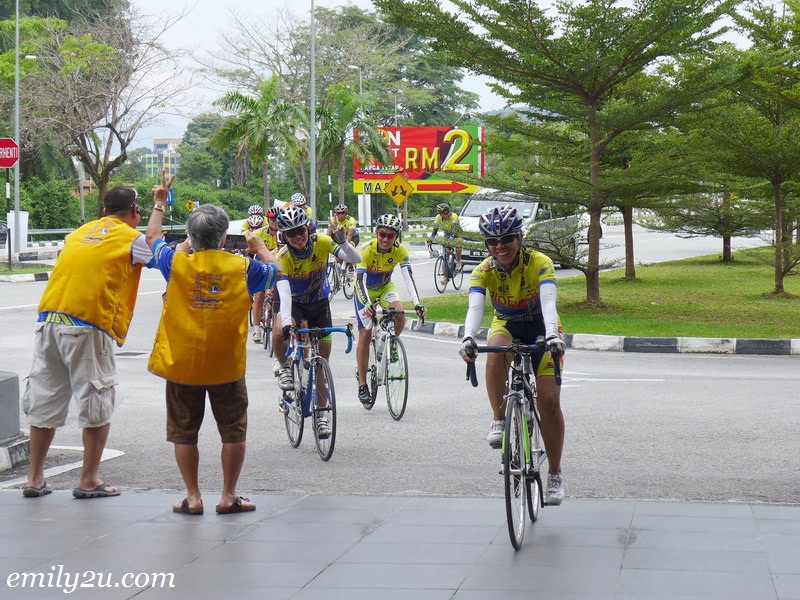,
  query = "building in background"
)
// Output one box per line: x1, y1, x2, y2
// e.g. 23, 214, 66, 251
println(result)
143, 138, 182, 176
